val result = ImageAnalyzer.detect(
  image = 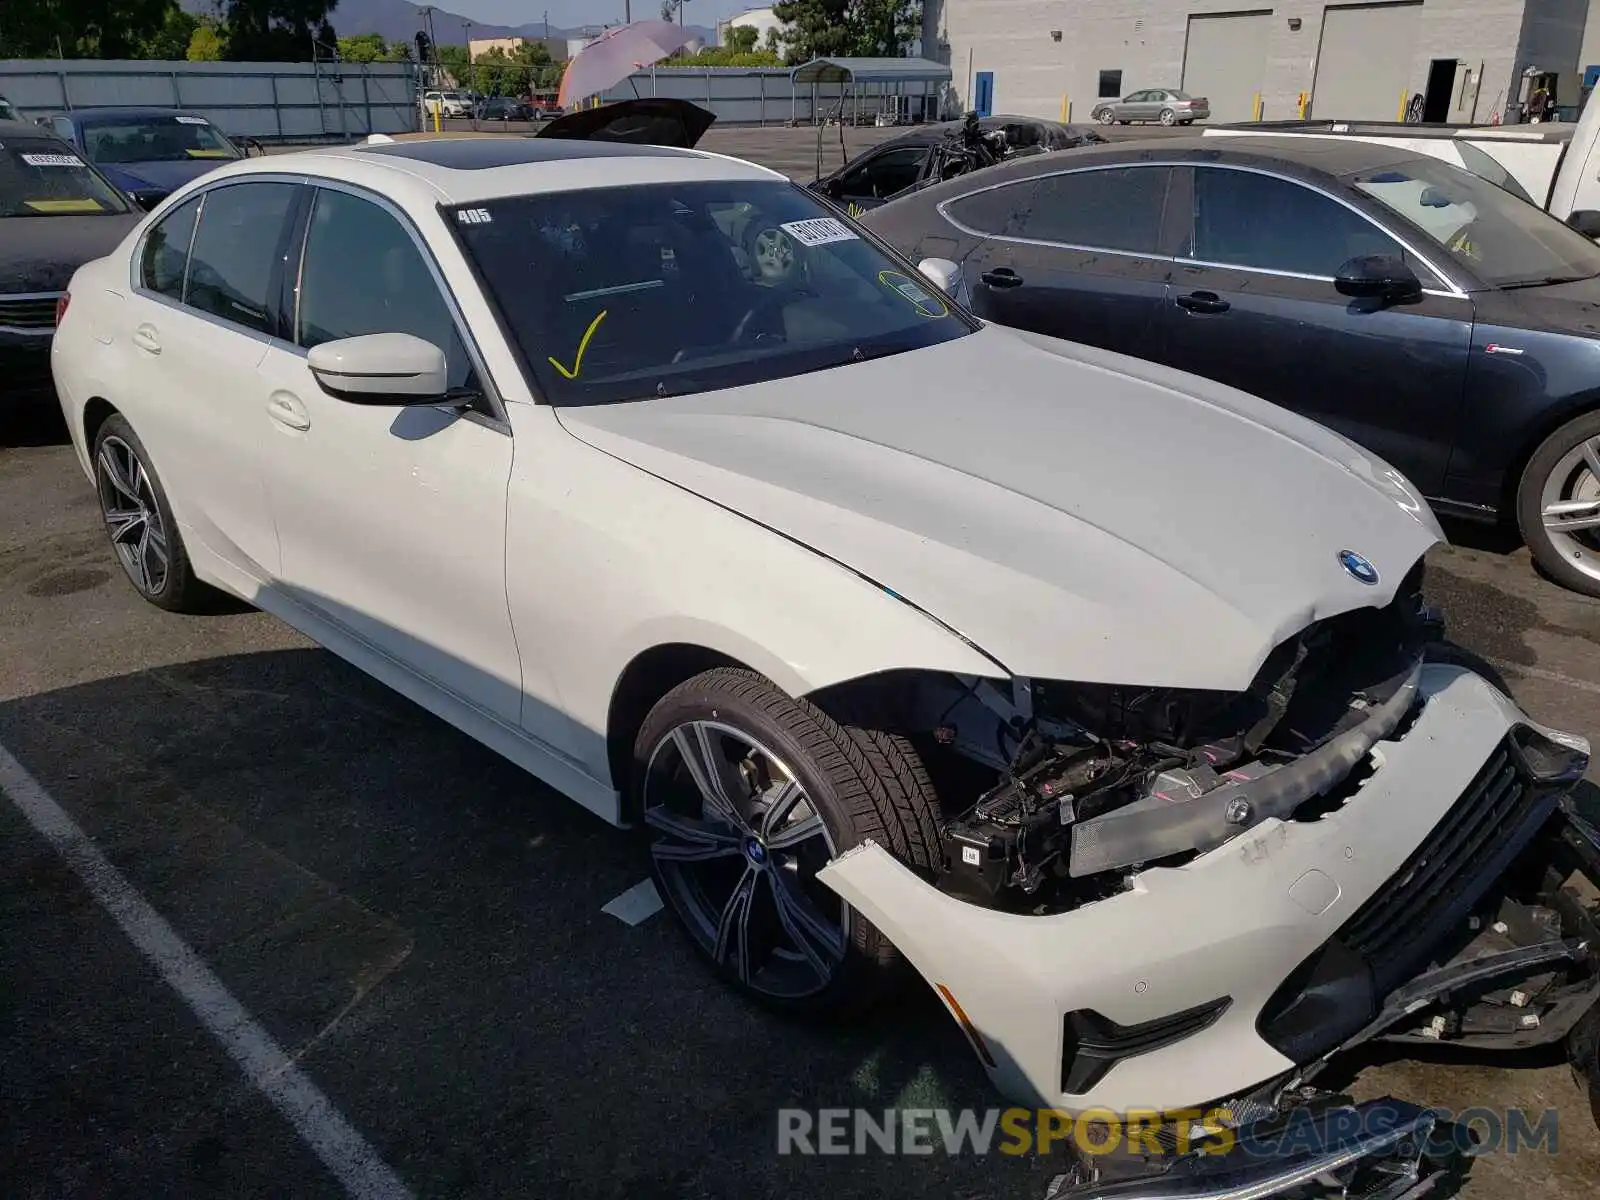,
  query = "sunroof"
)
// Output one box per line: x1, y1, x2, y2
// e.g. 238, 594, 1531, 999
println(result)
355, 137, 688, 170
